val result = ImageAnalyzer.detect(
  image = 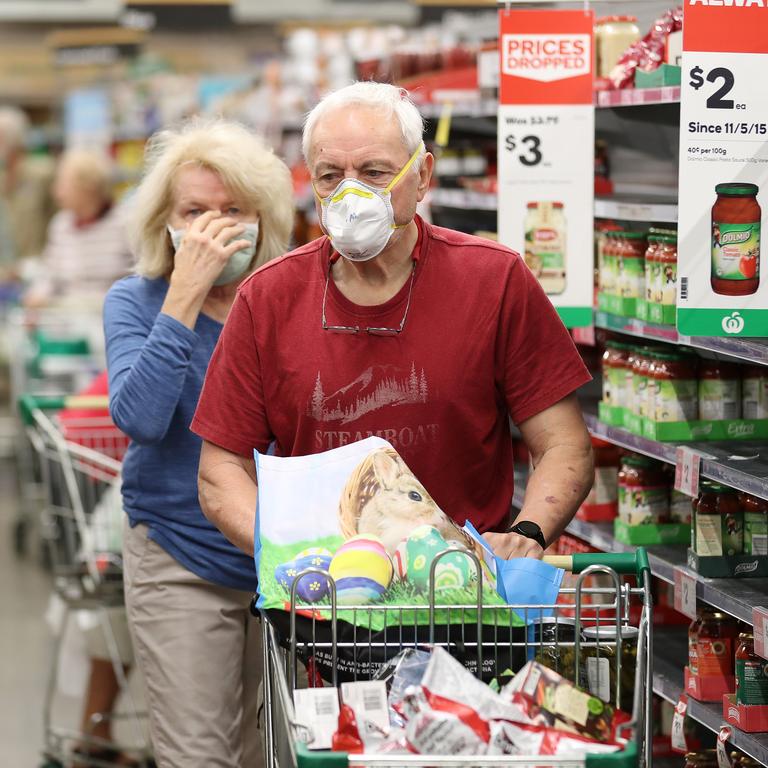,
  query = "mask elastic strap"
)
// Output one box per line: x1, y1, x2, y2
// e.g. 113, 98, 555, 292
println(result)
384, 142, 425, 194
